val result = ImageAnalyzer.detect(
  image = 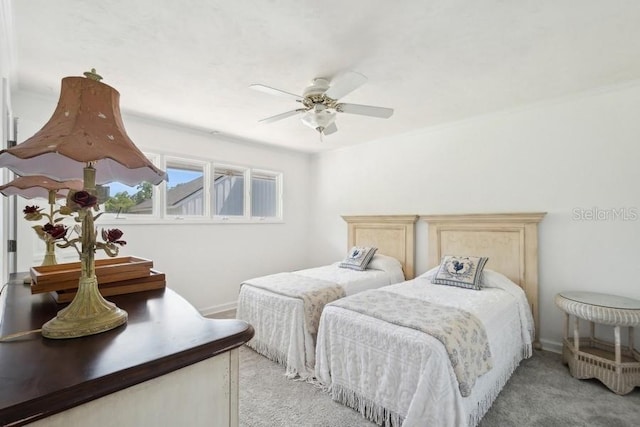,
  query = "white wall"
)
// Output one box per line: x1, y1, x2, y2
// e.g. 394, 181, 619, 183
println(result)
309, 83, 640, 351
13, 90, 312, 313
